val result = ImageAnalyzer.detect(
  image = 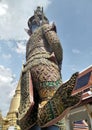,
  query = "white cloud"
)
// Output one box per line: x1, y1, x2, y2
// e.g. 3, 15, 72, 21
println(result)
72, 49, 80, 54
0, 0, 51, 40
15, 41, 26, 54
0, 3, 8, 16
71, 65, 77, 71
2, 53, 12, 59
65, 64, 78, 71
0, 65, 17, 116
9, 89, 15, 98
